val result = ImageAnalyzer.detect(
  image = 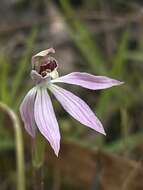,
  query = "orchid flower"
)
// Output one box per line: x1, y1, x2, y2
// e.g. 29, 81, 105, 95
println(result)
20, 48, 123, 156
